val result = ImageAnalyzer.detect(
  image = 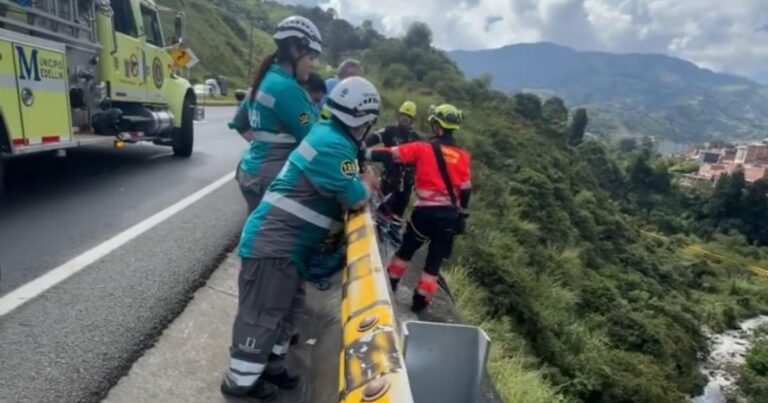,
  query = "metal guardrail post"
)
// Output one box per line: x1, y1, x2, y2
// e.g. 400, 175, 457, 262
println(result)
339, 210, 415, 403
402, 321, 491, 403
